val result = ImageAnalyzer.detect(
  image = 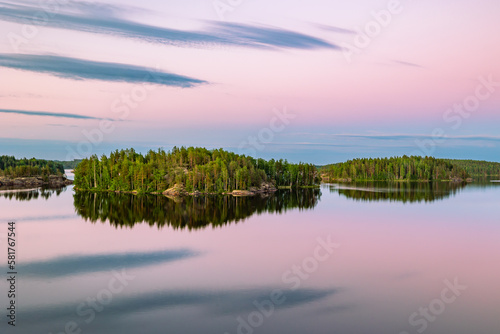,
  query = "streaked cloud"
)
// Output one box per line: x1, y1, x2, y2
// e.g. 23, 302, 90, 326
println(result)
0, 54, 208, 87
393, 60, 424, 68
0, 1, 338, 50
46, 123, 79, 127
0, 108, 108, 120
0, 93, 43, 98
285, 132, 500, 142
312, 23, 356, 34
209, 21, 338, 50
